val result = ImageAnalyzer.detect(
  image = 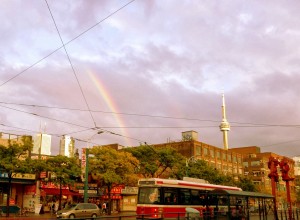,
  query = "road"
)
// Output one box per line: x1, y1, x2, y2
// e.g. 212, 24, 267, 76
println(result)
0, 211, 137, 220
